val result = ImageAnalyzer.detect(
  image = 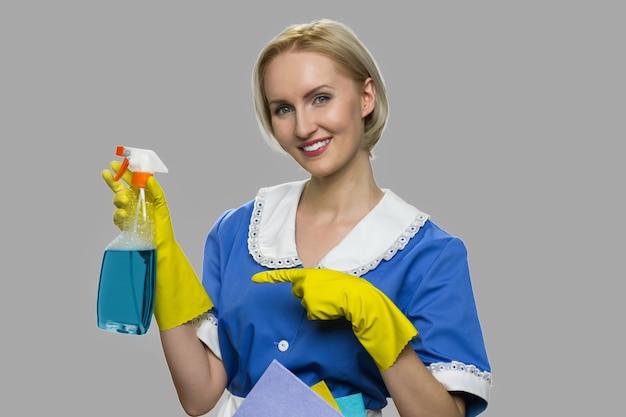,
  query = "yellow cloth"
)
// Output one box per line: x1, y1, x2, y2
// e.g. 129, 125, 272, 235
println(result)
310, 380, 342, 412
